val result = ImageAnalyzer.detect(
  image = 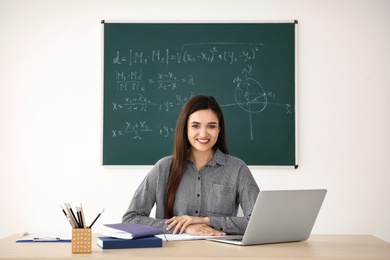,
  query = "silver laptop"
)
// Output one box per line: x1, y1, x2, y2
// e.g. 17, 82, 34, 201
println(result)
207, 189, 327, 246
